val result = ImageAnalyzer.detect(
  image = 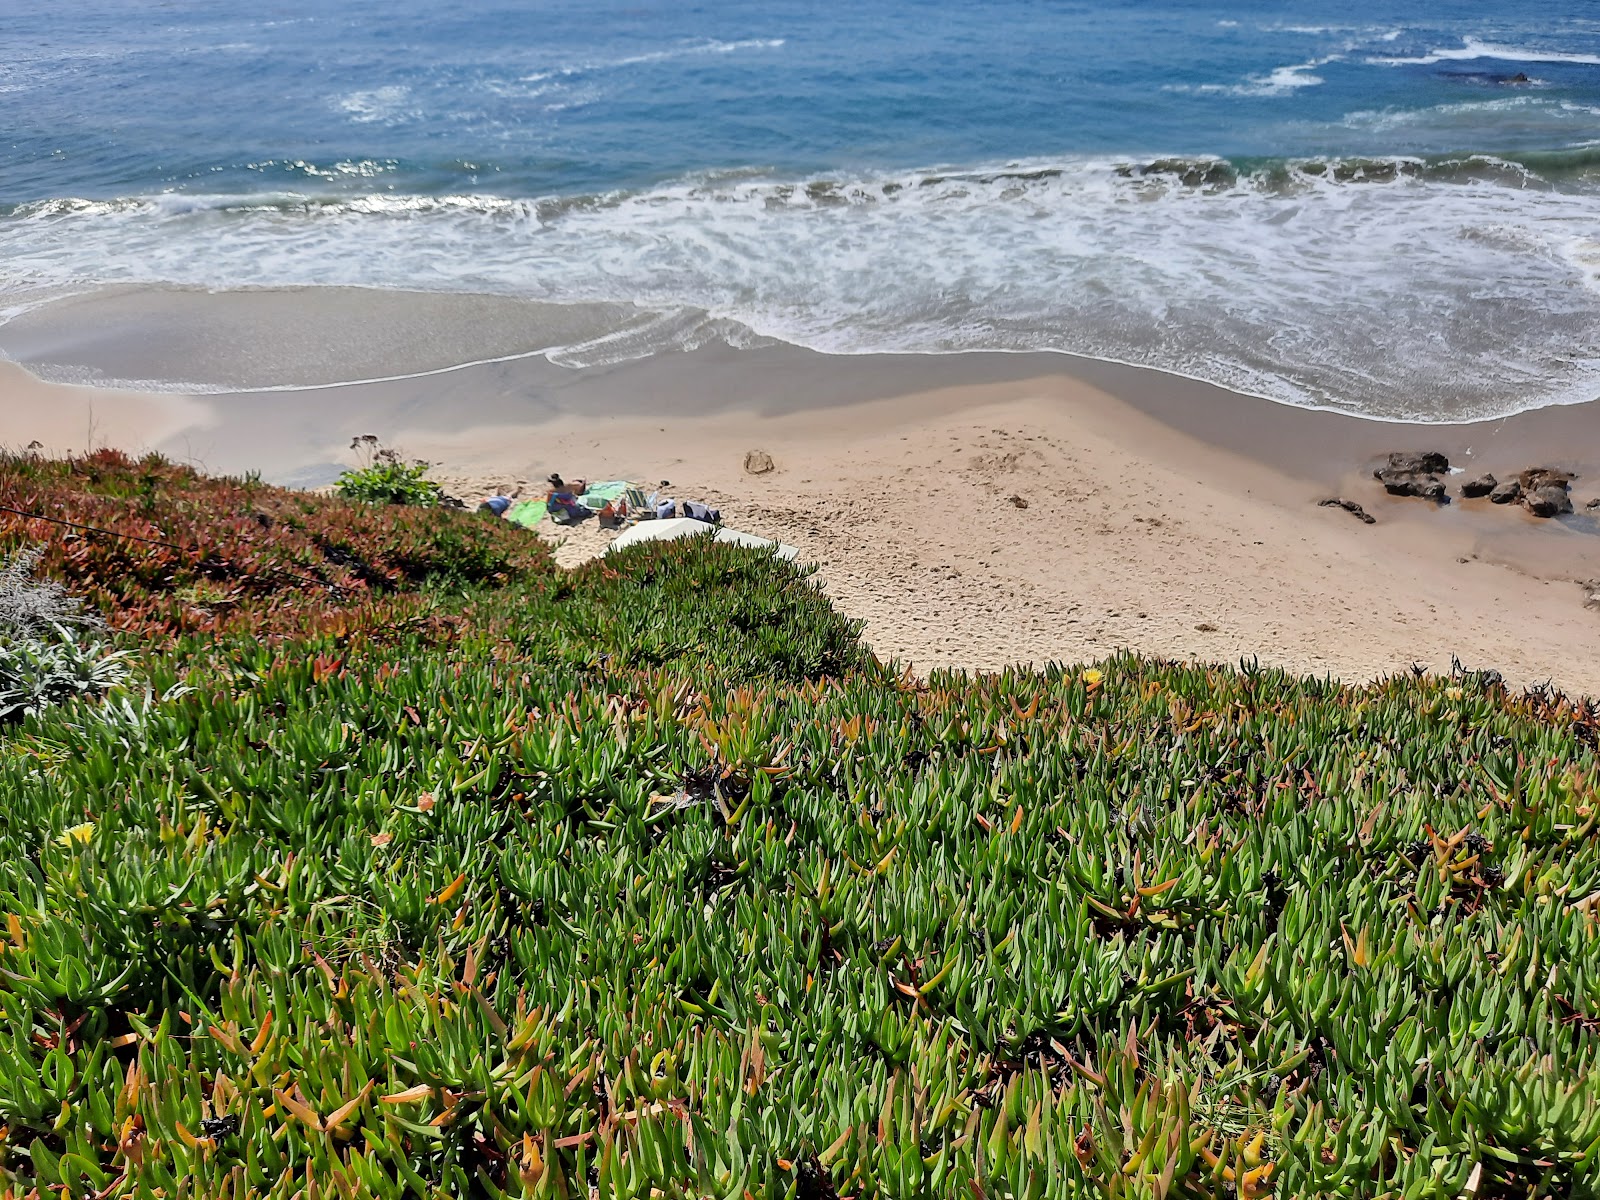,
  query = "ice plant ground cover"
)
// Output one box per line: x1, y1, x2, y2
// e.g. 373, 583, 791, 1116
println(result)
0, 453, 1597, 1198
